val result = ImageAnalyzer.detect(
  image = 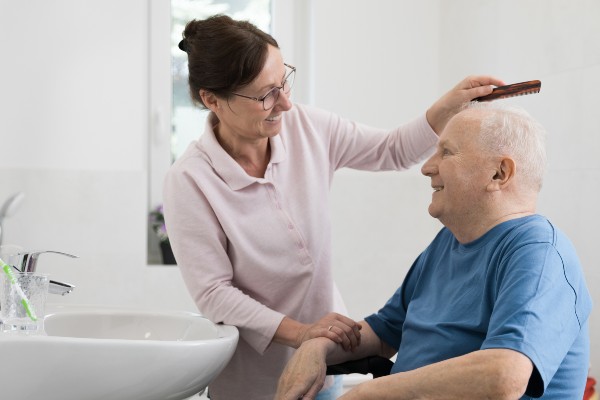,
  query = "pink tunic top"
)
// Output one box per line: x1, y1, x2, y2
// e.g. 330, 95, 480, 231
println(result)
163, 103, 437, 399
